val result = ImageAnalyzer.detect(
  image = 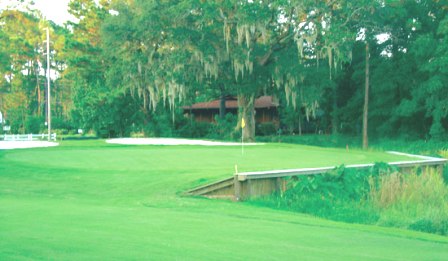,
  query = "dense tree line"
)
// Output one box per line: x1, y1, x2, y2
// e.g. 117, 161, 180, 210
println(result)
0, 0, 447, 145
